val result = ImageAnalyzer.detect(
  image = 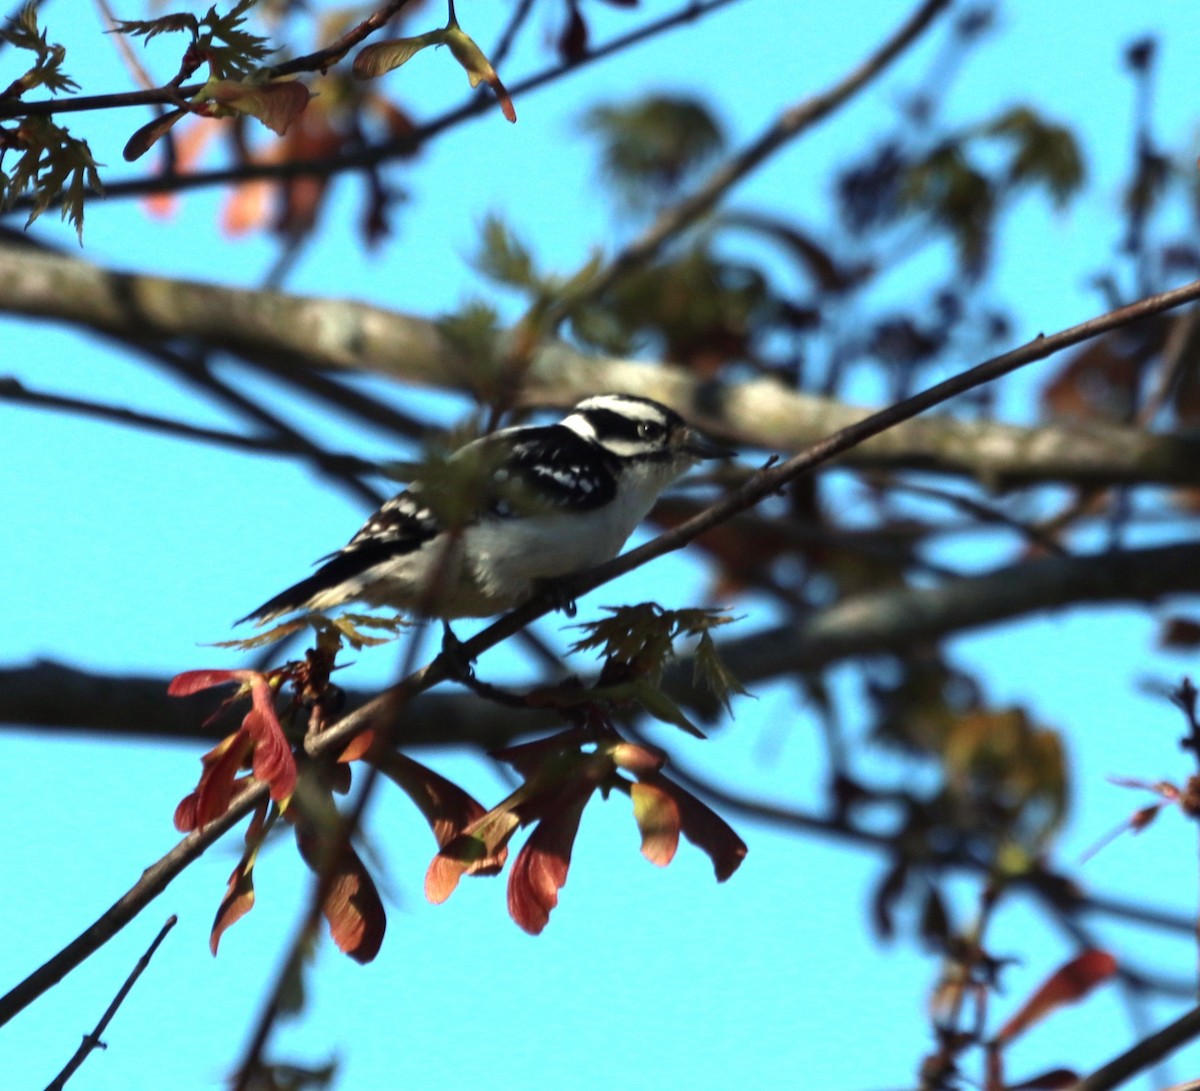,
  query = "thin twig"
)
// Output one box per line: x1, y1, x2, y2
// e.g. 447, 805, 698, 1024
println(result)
4, 0, 743, 202
0, 376, 378, 476
4, 277, 1200, 1030
0, 0, 415, 120
489, 0, 537, 70
44, 915, 178, 1091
